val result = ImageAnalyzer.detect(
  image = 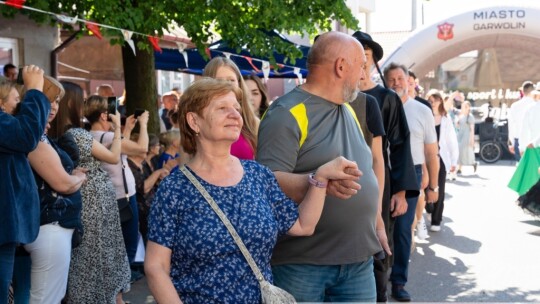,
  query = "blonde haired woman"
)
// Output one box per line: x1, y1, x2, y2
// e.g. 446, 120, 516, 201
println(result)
203, 57, 259, 159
